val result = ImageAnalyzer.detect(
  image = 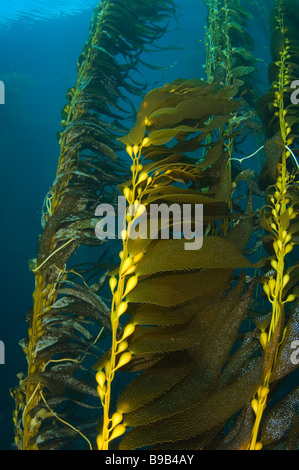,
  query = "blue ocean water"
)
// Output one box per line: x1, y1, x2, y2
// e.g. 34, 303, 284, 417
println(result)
0, 0, 286, 451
